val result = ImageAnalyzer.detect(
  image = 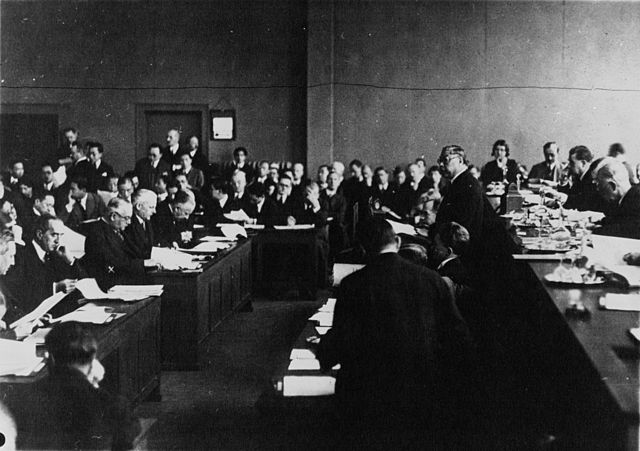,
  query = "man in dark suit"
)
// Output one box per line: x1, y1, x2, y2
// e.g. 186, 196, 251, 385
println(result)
21, 191, 56, 242
593, 157, 640, 239
83, 198, 157, 290
224, 147, 254, 182
203, 177, 234, 228
4, 214, 85, 314
151, 190, 196, 248
124, 189, 156, 259
528, 142, 563, 185
316, 217, 471, 426
162, 128, 185, 172
134, 143, 171, 191
185, 135, 210, 174
246, 182, 277, 225
4, 159, 25, 192
65, 143, 93, 188
556, 146, 609, 213
436, 145, 488, 247
57, 176, 107, 233
371, 166, 399, 214
228, 169, 252, 213
86, 141, 115, 192
320, 171, 348, 257
268, 174, 302, 225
